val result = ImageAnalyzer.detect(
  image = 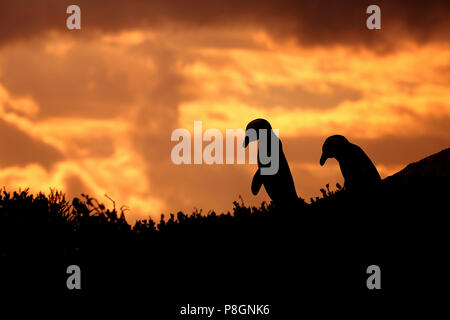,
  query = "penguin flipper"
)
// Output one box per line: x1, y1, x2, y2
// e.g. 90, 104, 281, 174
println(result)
251, 169, 263, 195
